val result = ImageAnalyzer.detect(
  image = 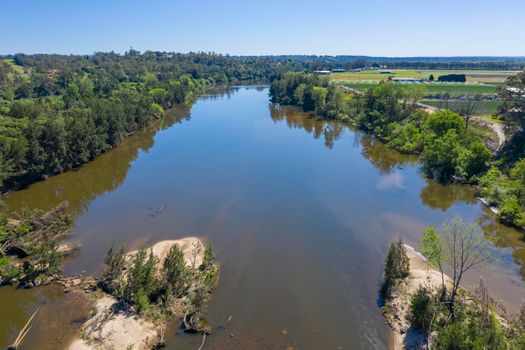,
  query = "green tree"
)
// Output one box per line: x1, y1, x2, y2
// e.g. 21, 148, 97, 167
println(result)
162, 244, 189, 298
422, 129, 462, 182
380, 238, 410, 300
421, 226, 446, 299
124, 247, 159, 311
425, 110, 466, 137
102, 245, 126, 294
